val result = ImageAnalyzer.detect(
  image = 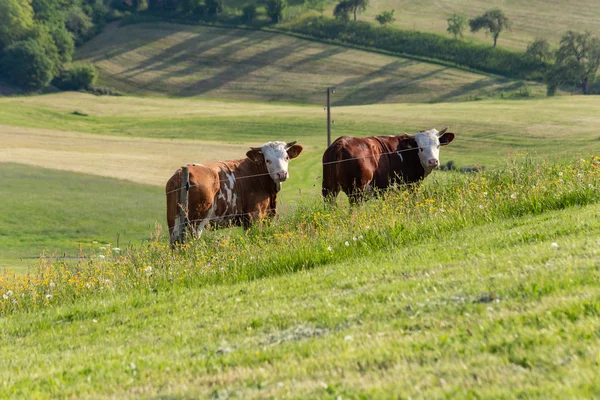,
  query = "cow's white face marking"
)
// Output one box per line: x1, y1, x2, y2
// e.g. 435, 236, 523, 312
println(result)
414, 129, 442, 175
260, 141, 291, 184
